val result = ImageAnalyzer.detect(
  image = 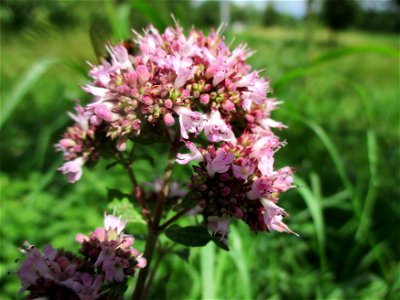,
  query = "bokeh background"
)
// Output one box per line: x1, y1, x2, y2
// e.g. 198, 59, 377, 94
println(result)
1, 0, 399, 299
